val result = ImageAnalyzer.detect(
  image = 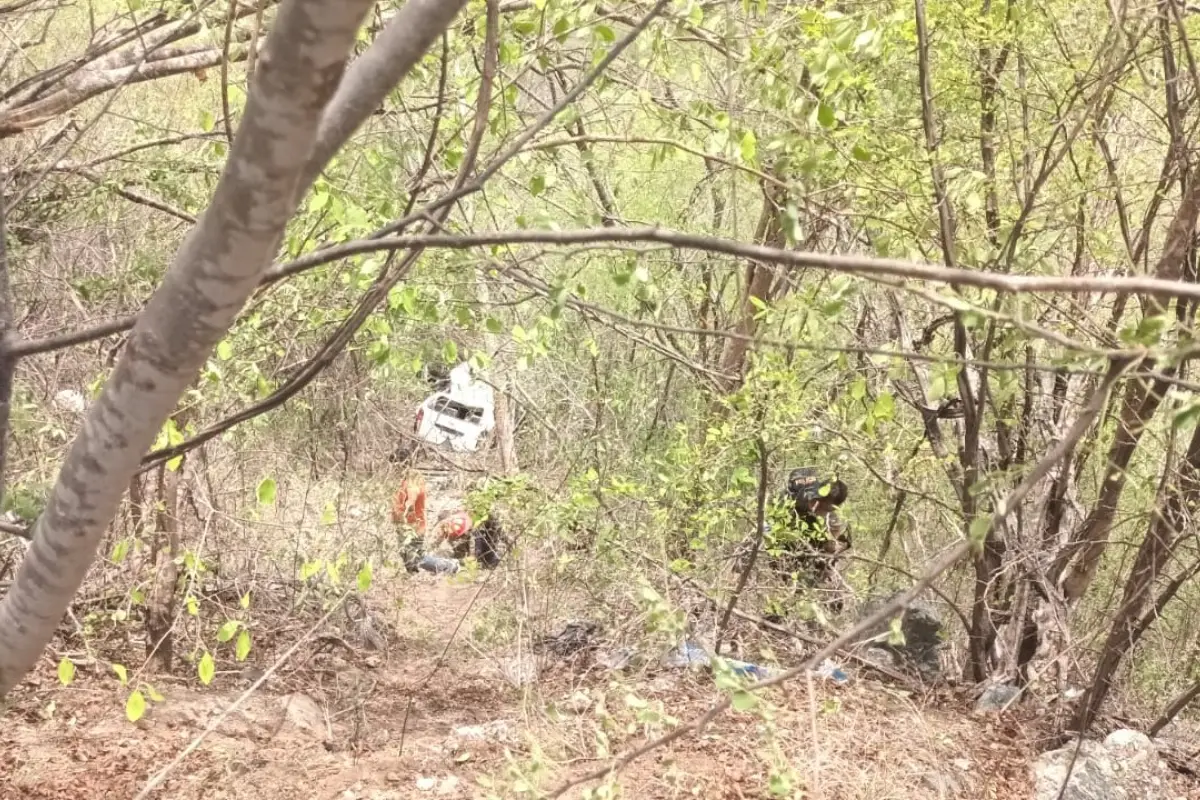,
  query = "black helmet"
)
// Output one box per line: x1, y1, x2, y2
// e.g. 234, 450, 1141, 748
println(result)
786, 467, 846, 505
